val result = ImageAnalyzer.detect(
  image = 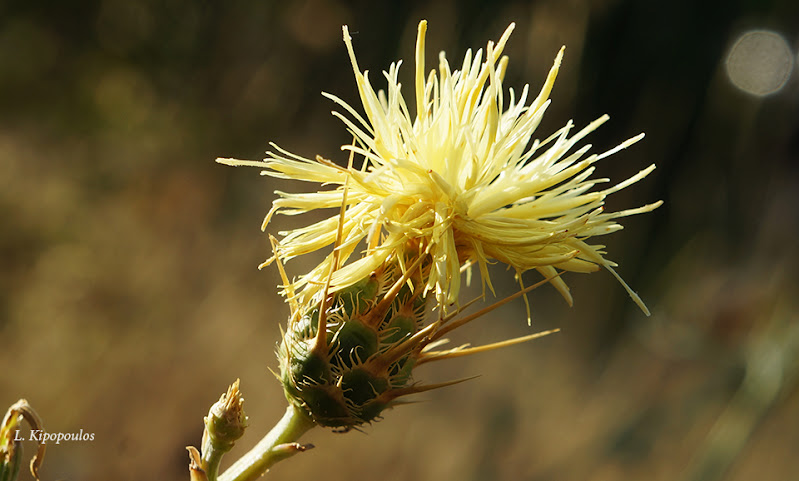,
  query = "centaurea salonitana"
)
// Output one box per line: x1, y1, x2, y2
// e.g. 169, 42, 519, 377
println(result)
220, 21, 660, 317
217, 19, 659, 450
